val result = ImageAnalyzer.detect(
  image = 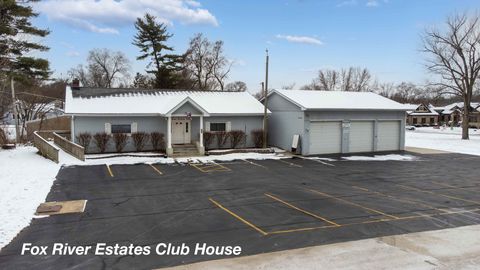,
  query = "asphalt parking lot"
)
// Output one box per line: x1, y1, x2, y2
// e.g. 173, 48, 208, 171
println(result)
1, 152, 480, 269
